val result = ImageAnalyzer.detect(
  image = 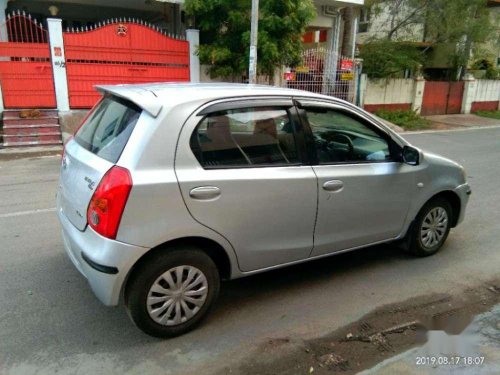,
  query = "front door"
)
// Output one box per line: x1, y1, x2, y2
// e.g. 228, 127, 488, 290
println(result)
298, 103, 415, 256
175, 100, 317, 272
